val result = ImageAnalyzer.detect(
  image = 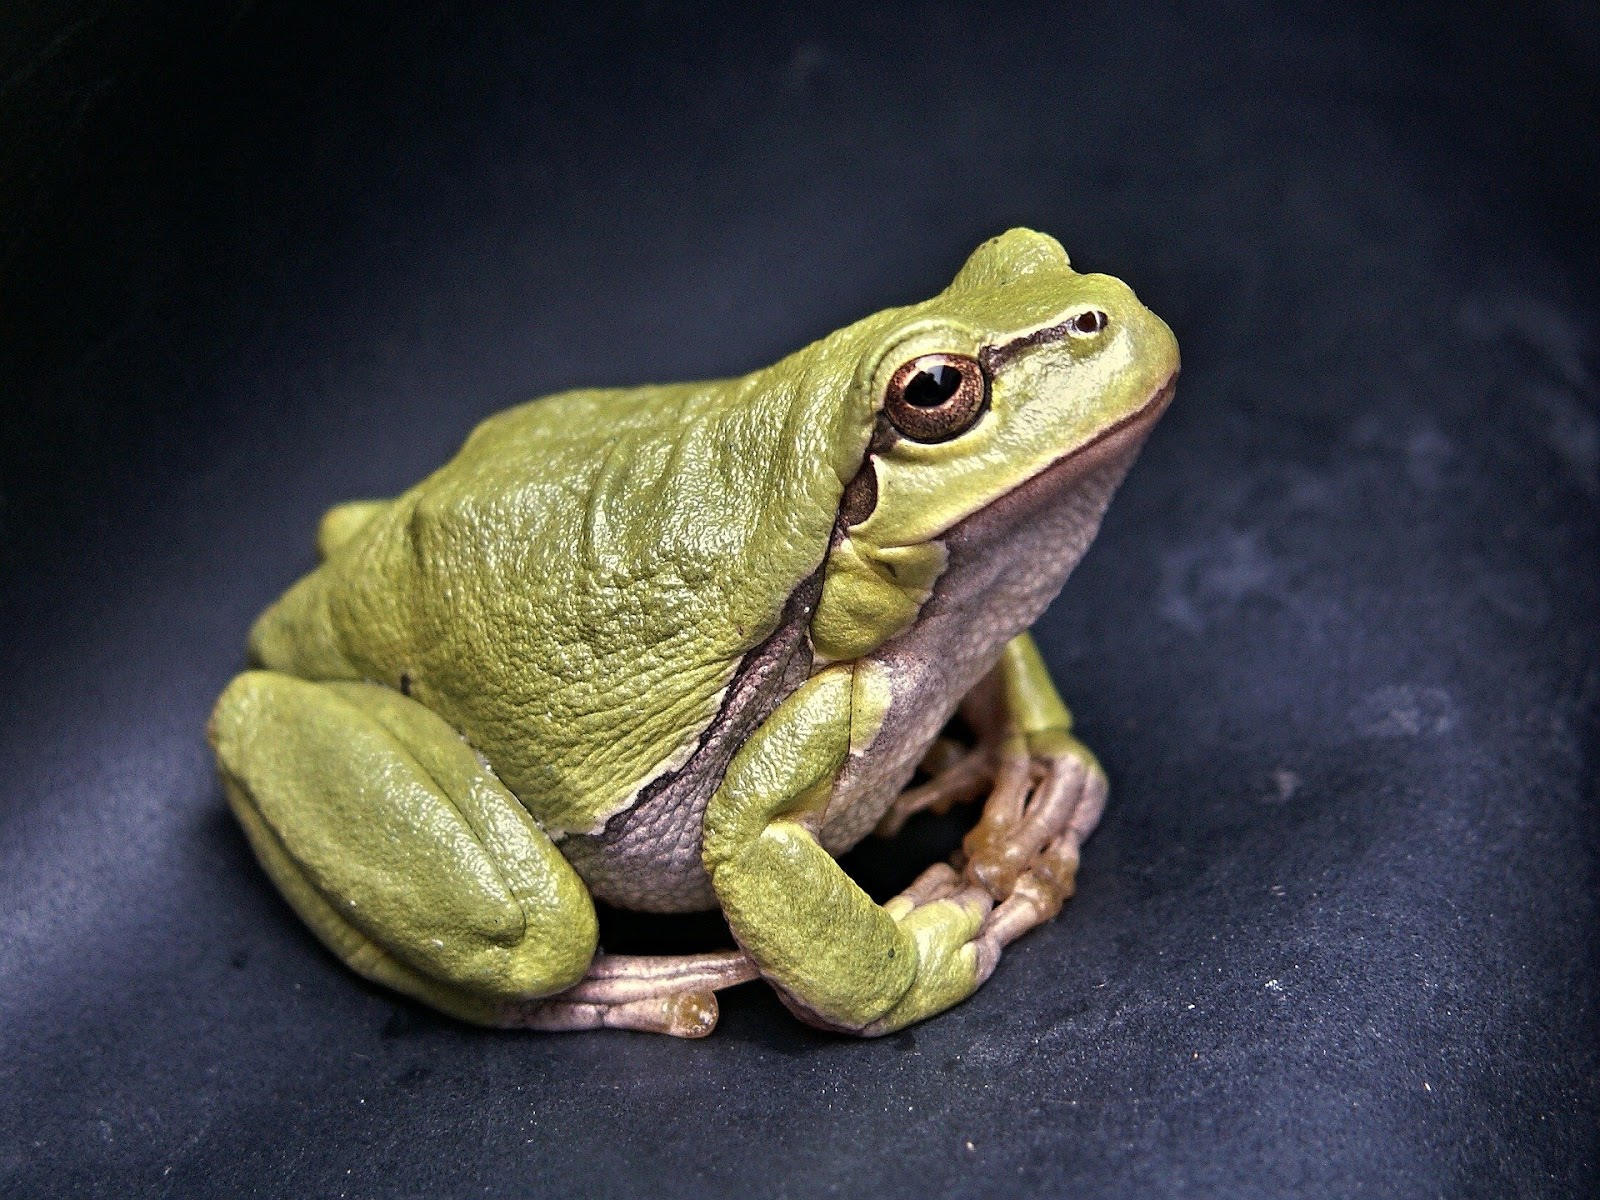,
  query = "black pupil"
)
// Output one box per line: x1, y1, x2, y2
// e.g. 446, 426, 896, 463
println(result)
904, 364, 963, 407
